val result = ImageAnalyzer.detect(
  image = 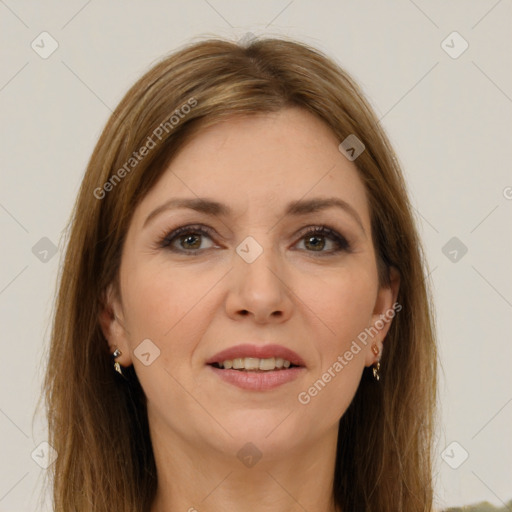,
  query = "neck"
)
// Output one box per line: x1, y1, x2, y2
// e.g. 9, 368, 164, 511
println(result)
148, 419, 341, 512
